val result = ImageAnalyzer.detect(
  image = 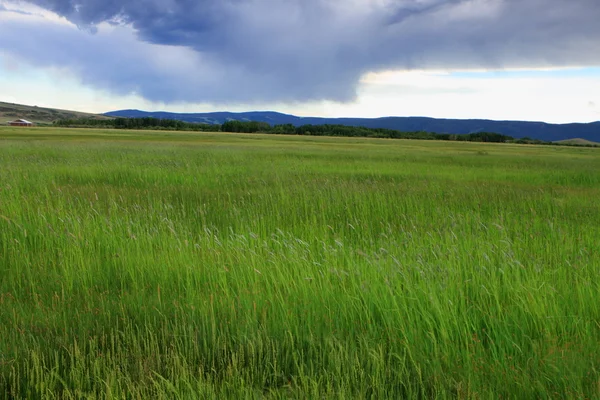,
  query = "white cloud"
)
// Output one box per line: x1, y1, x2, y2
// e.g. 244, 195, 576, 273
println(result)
289, 69, 600, 123
2, 55, 600, 123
